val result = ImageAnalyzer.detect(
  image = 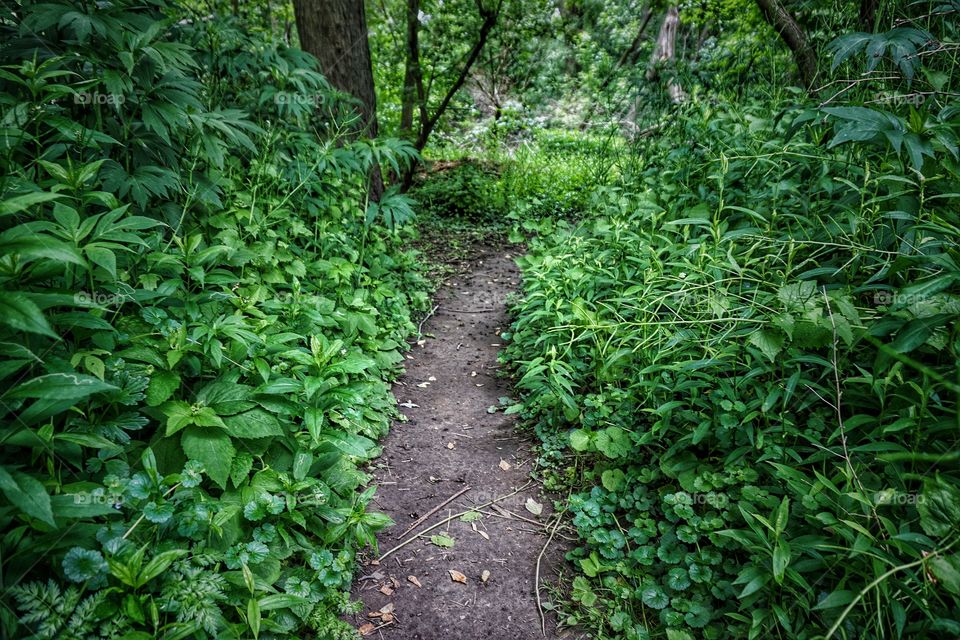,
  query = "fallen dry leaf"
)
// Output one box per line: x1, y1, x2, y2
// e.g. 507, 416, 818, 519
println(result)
359, 623, 376, 636
481, 570, 491, 583
448, 569, 467, 584
416, 381, 430, 388
380, 603, 395, 615
478, 530, 490, 540
382, 613, 394, 623
525, 497, 543, 516
499, 459, 512, 471
407, 575, 422, 588
379, 585, 394, 596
